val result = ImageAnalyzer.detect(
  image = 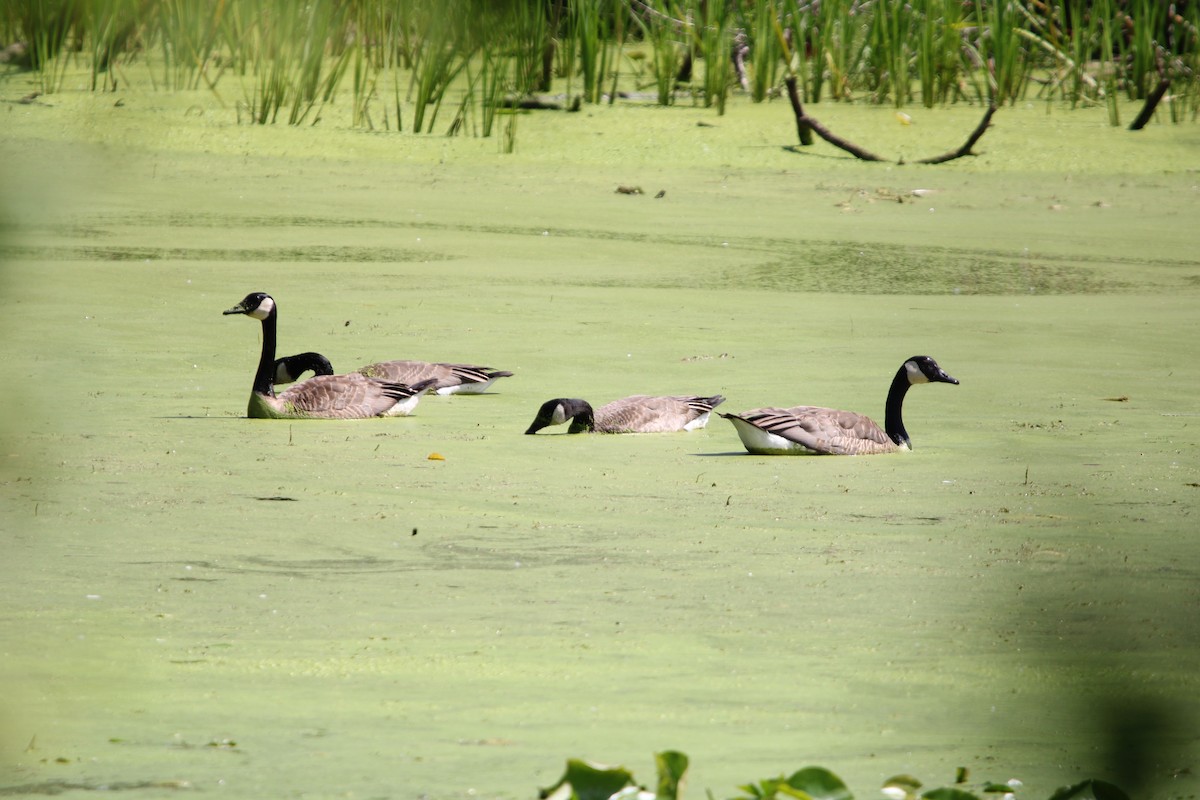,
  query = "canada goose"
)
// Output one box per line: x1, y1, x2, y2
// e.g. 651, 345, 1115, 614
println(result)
721, 355, 959, 455
271, 351, 437, 417
357, 360, 513, 395
223, 292, 435, 419
525, 395, 726, 434
273, 352, 512, 396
